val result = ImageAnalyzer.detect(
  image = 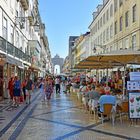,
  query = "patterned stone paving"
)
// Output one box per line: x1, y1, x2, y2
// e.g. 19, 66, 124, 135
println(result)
0, 90, 140, 140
